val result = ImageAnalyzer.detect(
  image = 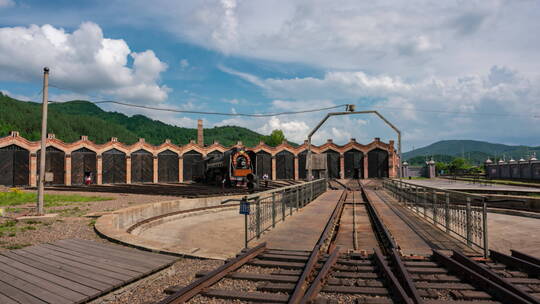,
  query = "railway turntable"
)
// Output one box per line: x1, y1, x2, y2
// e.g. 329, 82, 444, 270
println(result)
156, 179, 540, 304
